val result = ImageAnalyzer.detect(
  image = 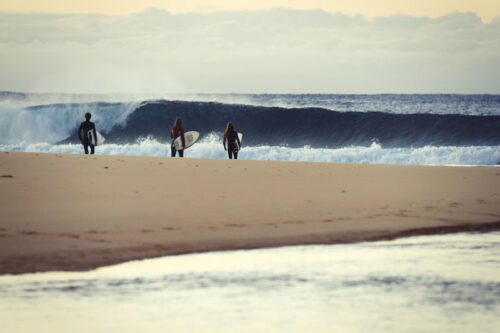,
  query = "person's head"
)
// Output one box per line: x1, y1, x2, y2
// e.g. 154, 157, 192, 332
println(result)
225, 122, 234, 134
174, 117, 182, 128
85, 112, 91, 121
